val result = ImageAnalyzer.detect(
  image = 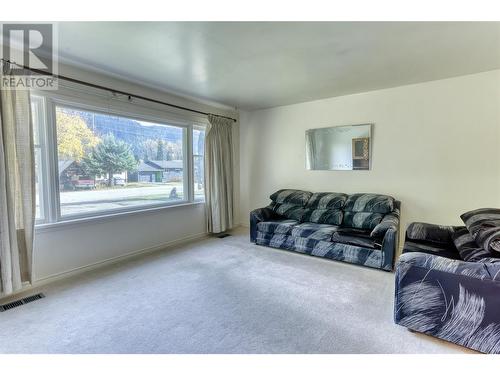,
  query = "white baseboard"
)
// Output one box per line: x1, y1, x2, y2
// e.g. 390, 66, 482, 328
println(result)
1, 232, 208, 302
